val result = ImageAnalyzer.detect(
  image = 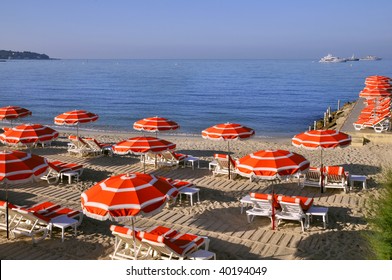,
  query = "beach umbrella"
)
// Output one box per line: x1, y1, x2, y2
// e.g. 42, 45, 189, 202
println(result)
236, 149, 309, 230
0, 123, 59, 148
54, 110, 98, 138
236, 149, 310, 181
133, 116, 179, 136
291, 129, 351, 193
0, 106, 32, 127
359, 88, 391, 98
0, 150, 49, 238
112, 136, 176, 173
81, 172, 177, 258
202, 122, 255, 179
